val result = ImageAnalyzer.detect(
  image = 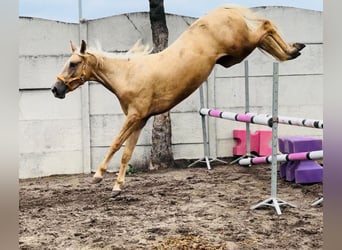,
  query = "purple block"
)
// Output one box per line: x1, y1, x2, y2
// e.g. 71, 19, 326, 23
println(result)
280, 162, 289, 178
295, 160, 323, 184
288, 137, 322, 153
278, 136, 304, 153
278, 138, 286, 153
279, 161, 292, 179
278, 136, 322, 153
285, 161, 299, 182
278, 136, 323, 183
